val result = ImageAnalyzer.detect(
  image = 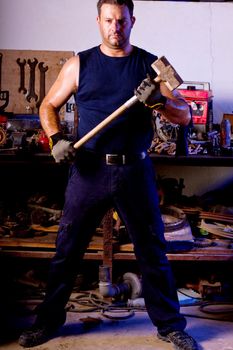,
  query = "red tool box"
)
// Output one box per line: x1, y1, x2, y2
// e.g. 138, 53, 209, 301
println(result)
178, 81, 213, 126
